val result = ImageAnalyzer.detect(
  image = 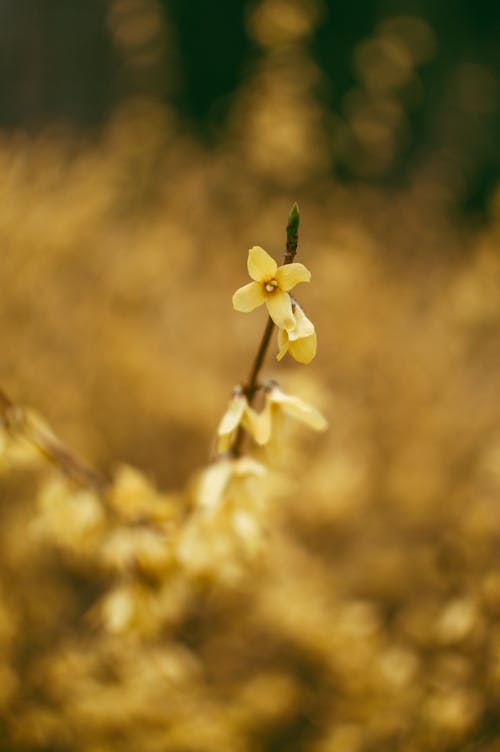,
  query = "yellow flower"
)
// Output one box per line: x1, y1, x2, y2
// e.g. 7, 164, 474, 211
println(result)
277, 302, 317, 364
193, 456, 267, 515
232, 246, 311, 330
177, 456, 268, 580
216, 387, 262, 453
252, 381, 327, 445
